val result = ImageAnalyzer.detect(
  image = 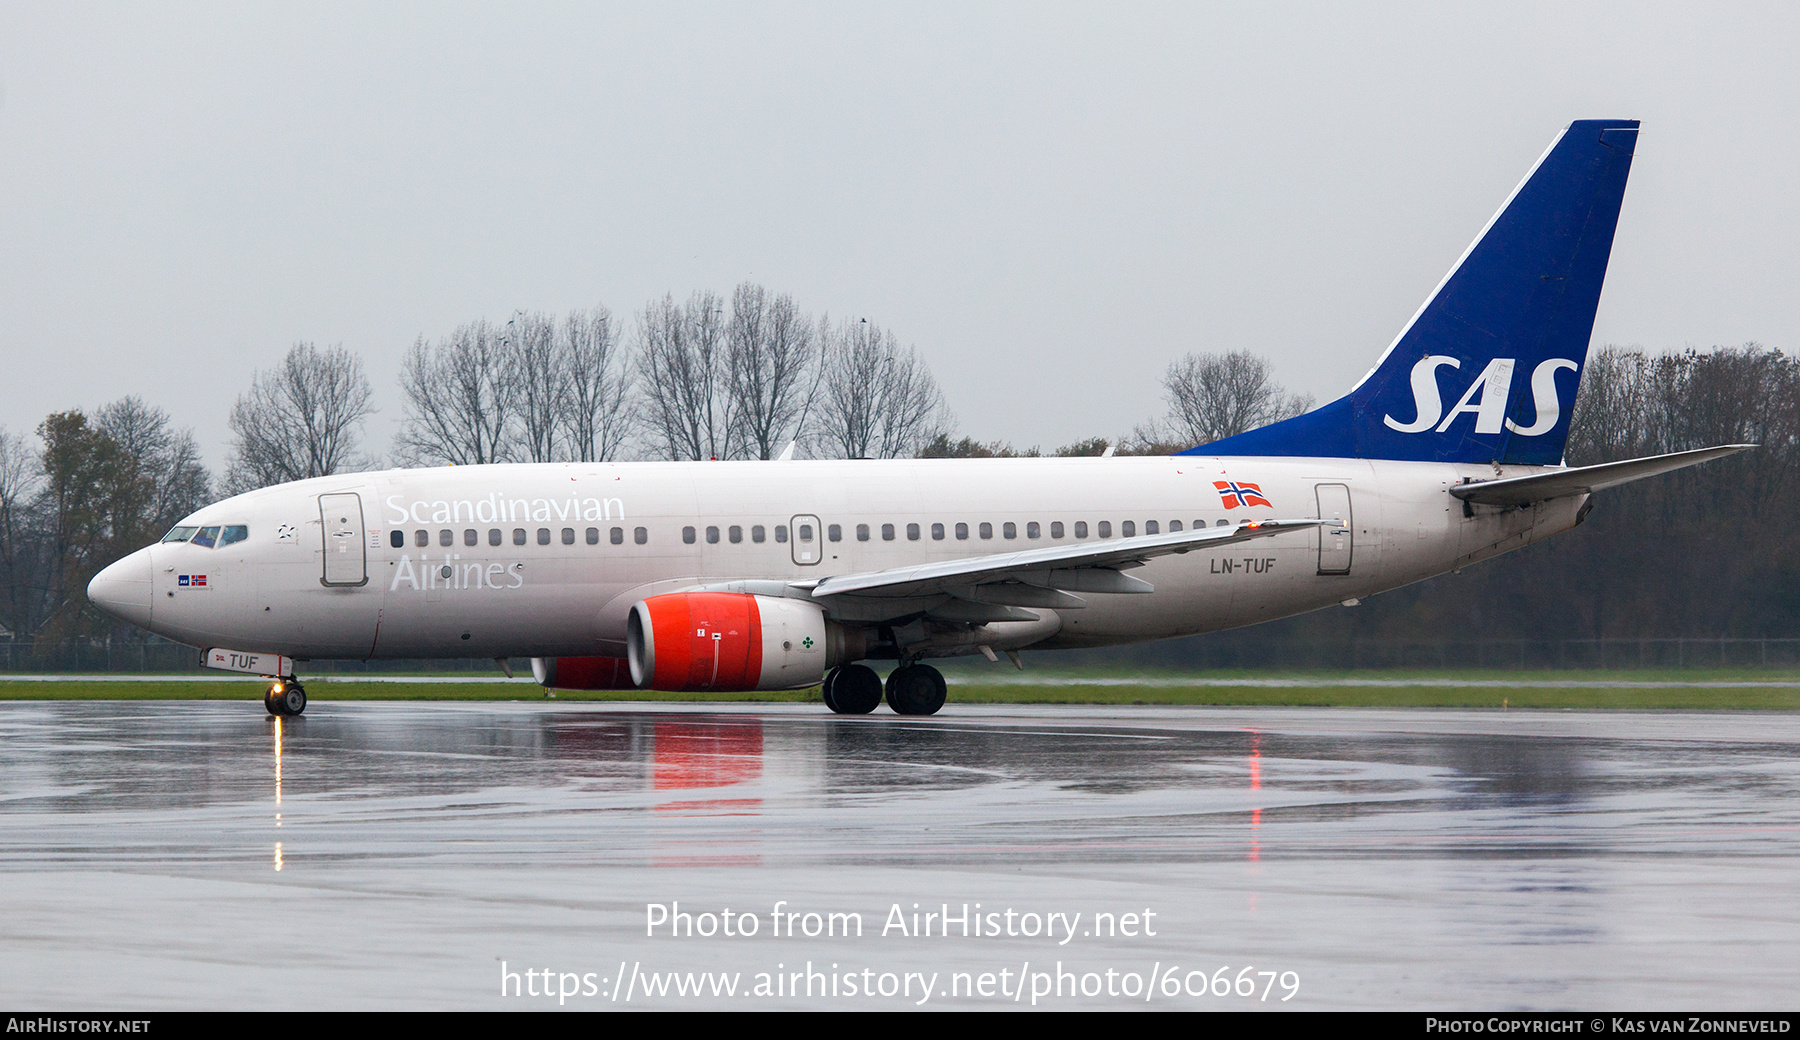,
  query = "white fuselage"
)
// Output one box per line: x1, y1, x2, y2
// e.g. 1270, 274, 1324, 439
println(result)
107, 455, 1584, 664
